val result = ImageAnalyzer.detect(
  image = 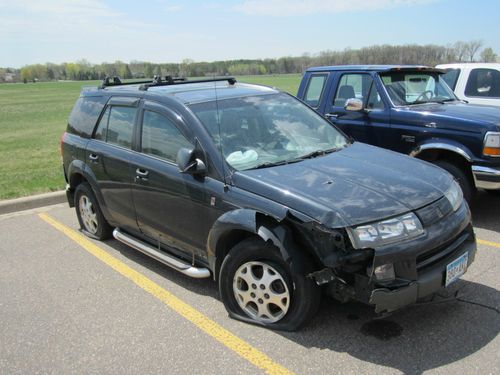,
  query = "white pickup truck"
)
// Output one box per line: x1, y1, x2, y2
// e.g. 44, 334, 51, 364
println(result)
436, 63, 500, 106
